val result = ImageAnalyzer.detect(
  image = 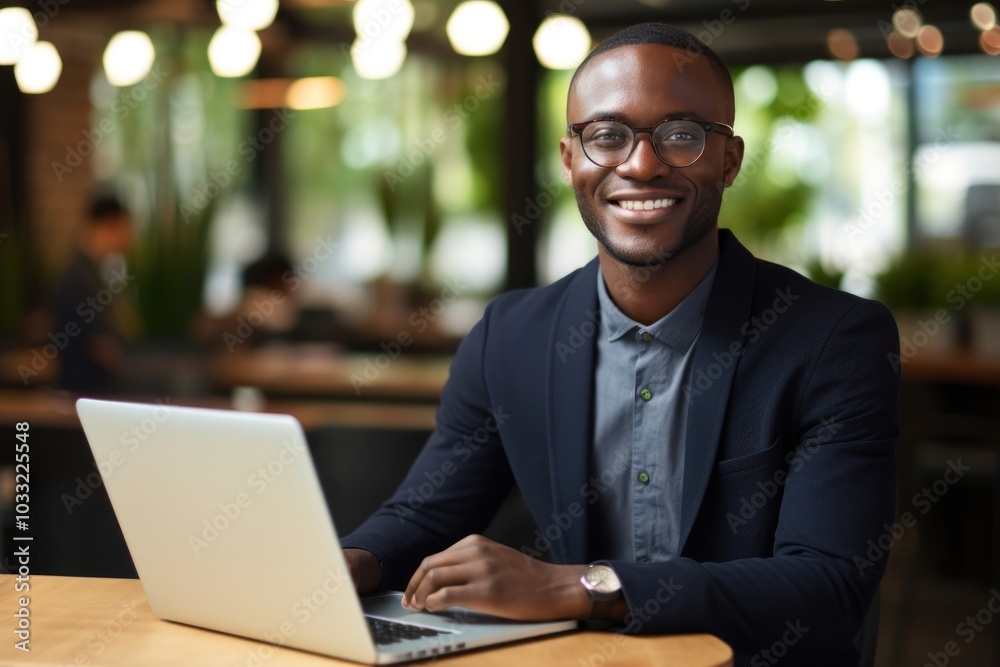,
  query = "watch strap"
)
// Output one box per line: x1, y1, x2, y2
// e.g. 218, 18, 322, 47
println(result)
585, 599, 614, 630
